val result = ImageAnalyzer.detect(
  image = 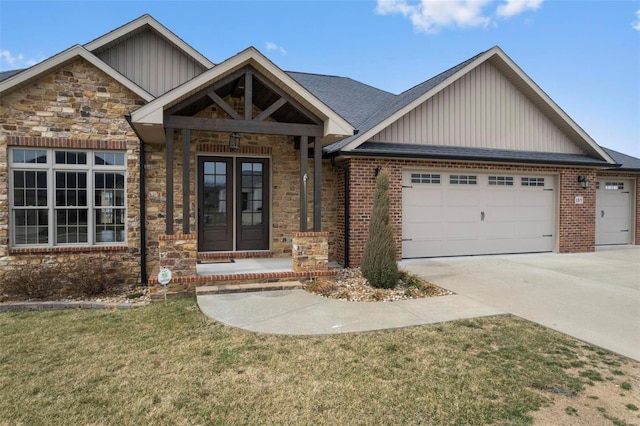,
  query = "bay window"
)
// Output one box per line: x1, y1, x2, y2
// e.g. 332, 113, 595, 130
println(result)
9, 148, 127, 247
